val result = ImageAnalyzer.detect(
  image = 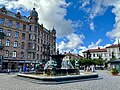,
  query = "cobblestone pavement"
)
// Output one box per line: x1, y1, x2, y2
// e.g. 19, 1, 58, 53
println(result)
0, 70, 120, 90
